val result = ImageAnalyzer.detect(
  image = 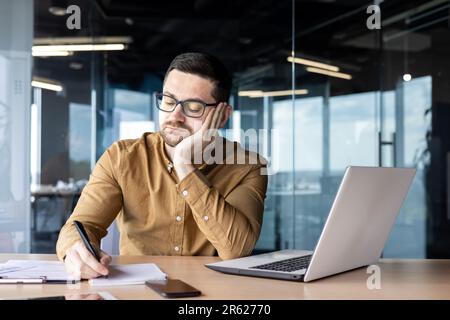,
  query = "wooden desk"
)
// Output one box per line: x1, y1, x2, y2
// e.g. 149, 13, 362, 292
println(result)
1, 254, 450, 300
